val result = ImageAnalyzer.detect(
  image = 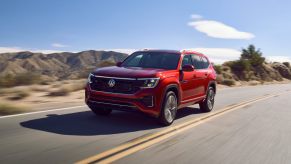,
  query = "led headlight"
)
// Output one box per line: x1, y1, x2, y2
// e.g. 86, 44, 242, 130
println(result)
138, 78, 160, 88
88, 73, 93, 84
